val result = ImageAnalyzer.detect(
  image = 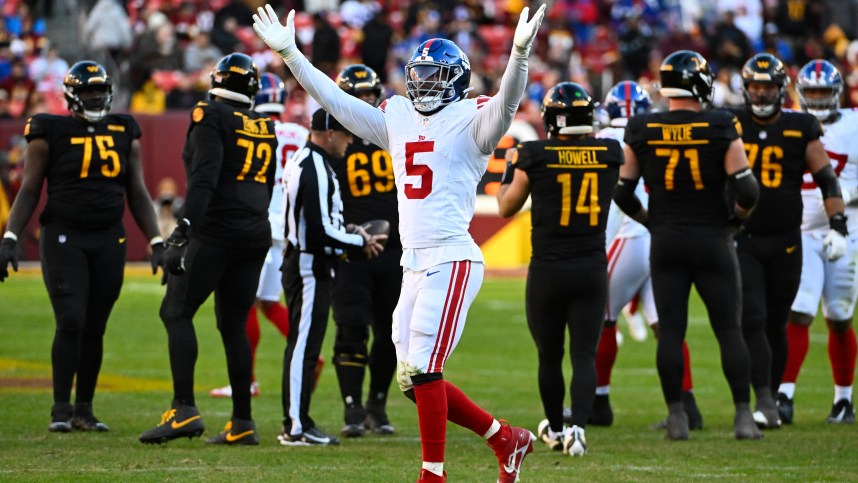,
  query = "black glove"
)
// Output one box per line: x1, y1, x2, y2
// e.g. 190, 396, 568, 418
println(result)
164, 219, 190, 276
0, 237, 18, 283
150, 241, 167, 285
